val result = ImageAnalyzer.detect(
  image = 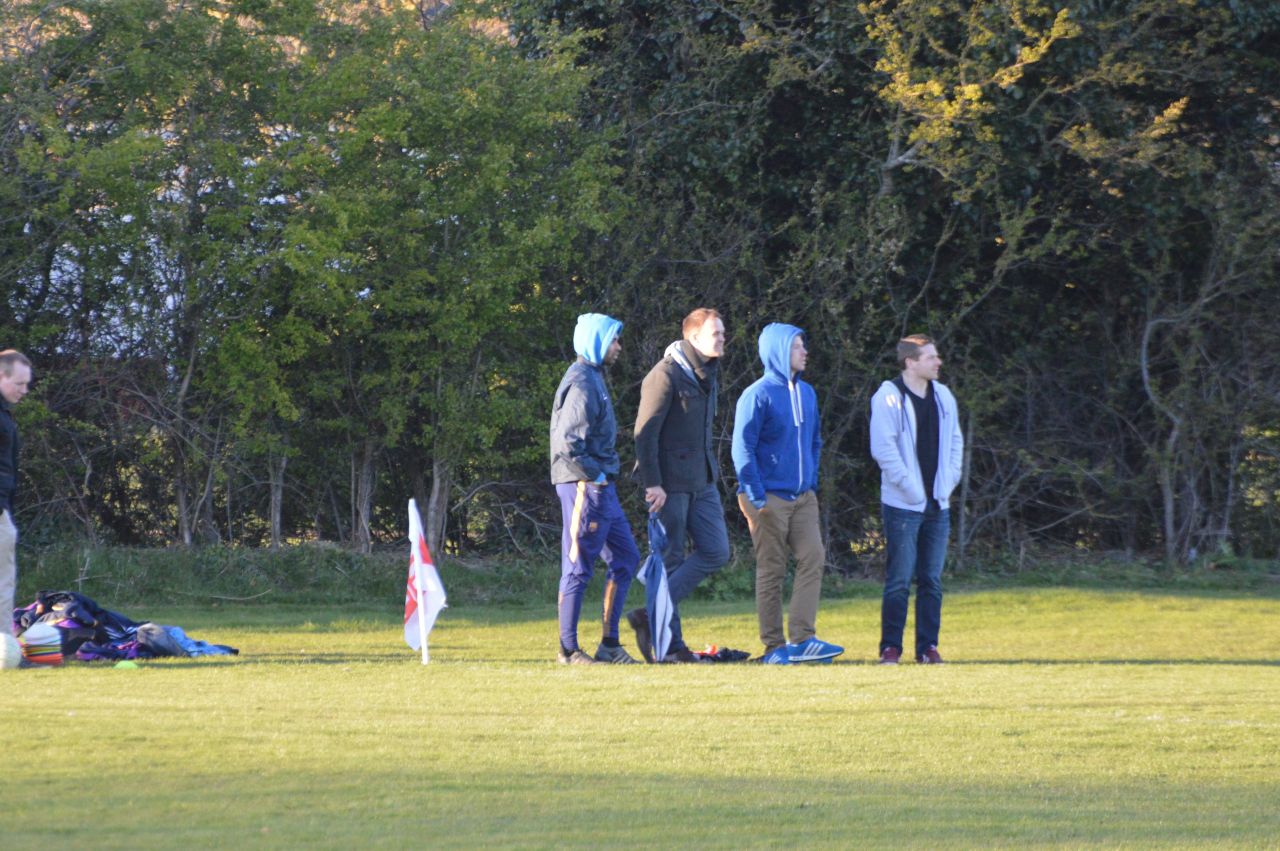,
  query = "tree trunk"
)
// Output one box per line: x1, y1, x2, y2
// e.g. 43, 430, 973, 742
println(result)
269, 451, 288, 550
426, 455, 451, 558
176, 464, 193, 547
1158, 426, 1180, 565
196, 460, 220, 545
326, 483, 346, 542
1216, 441, 1241, 555
353, 438, 377, 553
